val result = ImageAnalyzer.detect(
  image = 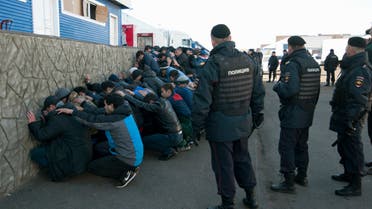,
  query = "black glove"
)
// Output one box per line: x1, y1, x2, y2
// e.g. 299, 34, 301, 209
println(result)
253, 113, 264, 129
345, 120, 357, 136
